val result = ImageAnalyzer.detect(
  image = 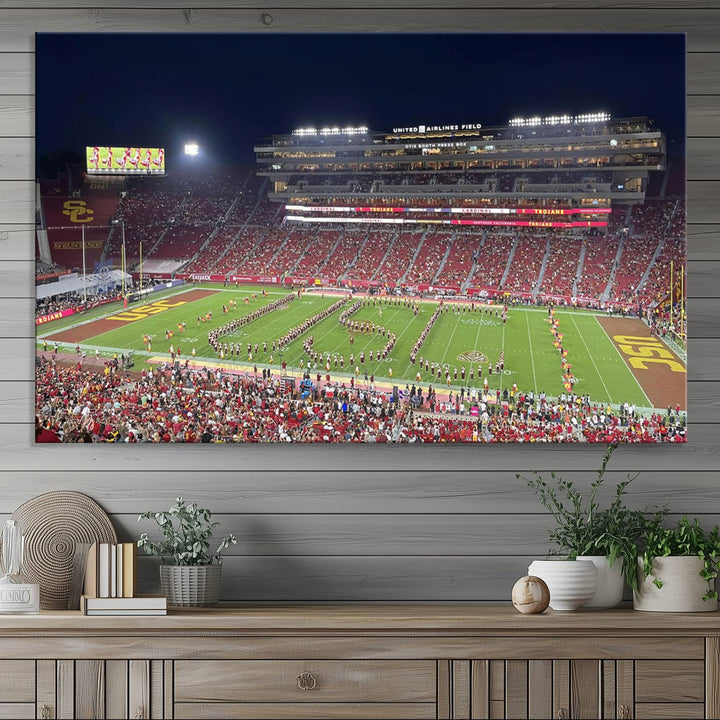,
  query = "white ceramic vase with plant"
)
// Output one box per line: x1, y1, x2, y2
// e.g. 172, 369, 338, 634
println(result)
519, 444, 666, 608
527, 558, 598, 611
633, 516, 720, 612
138, 497, 237, 606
